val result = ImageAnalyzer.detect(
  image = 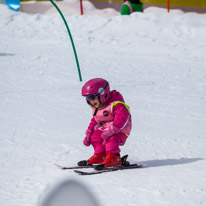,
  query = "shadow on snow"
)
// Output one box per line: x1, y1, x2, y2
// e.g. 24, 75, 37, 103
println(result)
138, 158, 204, 168
0, 53, 15, 56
